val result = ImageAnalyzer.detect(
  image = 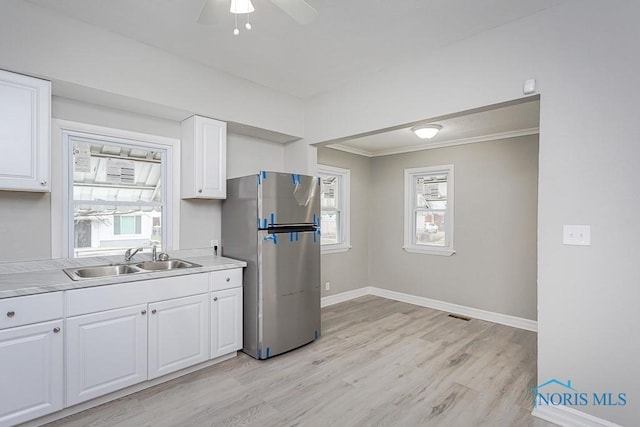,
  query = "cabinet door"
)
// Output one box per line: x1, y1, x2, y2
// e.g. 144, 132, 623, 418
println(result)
211, 287, 242, 359
148, 294, 209, 379
0, 320, 63, 427
181, 115, 227, 199
0, 70, 50, 192
66, 305, 148, 406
